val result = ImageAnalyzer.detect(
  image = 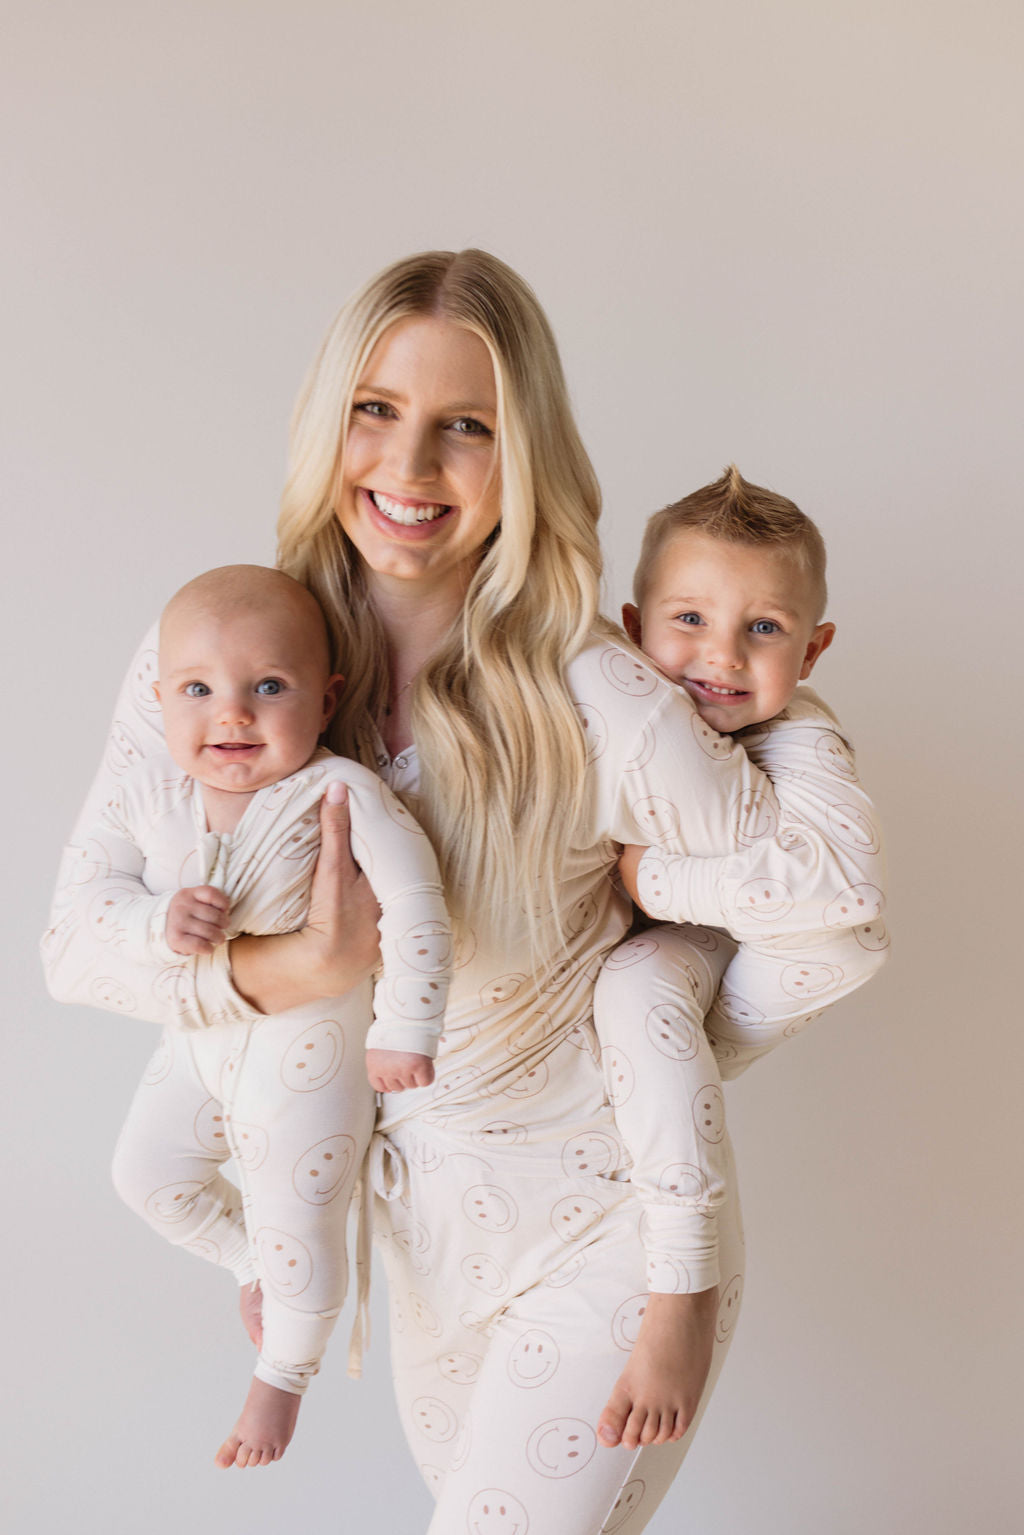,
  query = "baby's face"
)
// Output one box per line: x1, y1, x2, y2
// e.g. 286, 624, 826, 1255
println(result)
625, 530, 834, 732
158, 601, 341, 795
